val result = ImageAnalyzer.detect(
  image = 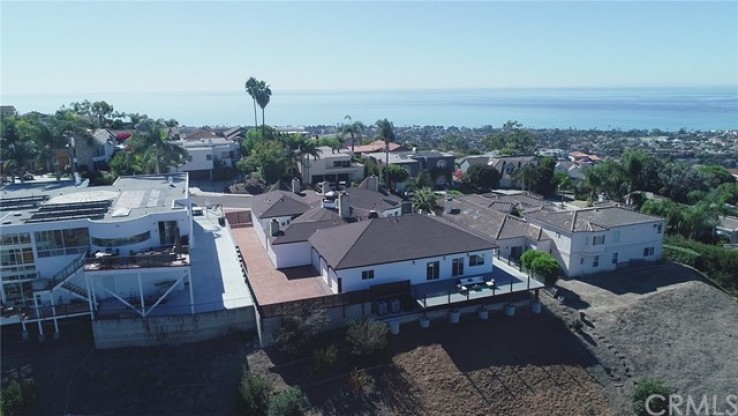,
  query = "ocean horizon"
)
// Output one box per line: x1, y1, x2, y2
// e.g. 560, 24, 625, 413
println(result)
2, 87, 737, 131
